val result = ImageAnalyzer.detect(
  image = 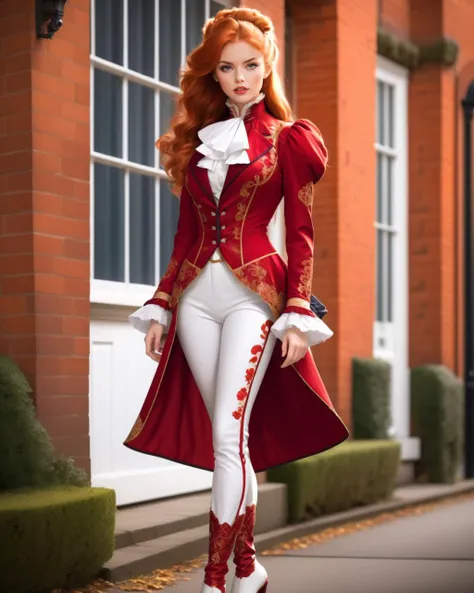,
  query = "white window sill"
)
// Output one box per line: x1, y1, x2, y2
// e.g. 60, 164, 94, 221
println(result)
91, 279, 152, 308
